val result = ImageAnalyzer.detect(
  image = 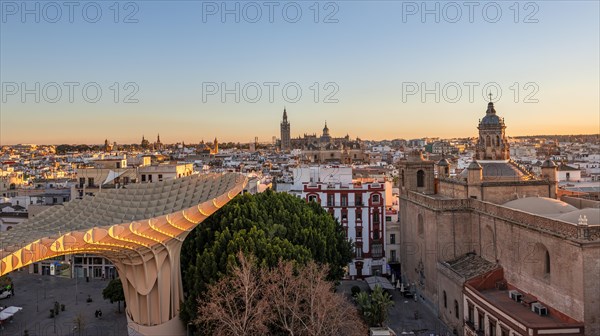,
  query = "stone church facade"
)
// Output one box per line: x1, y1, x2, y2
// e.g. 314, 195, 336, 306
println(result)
397, 102, 600, 335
